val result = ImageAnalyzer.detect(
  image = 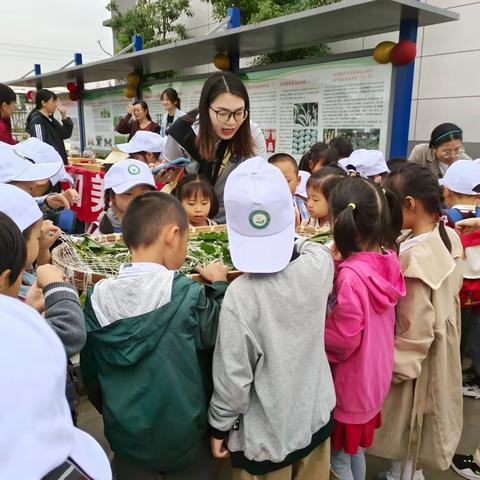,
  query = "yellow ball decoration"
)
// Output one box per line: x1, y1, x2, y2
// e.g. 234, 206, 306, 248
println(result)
124, 84, 137, 98
127, 72, 140, 87
213, 53, 230, 71
373, 41, 396, 64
